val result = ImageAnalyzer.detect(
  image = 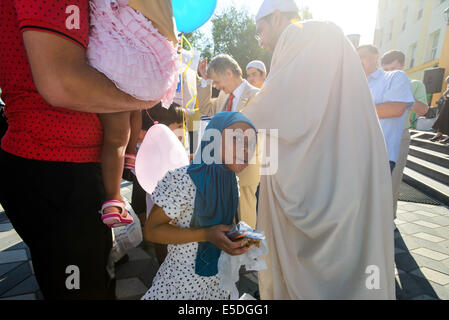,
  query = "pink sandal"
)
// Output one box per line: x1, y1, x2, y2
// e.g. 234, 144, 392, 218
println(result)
124, 154, 136, 171
100, 200, 133, 228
